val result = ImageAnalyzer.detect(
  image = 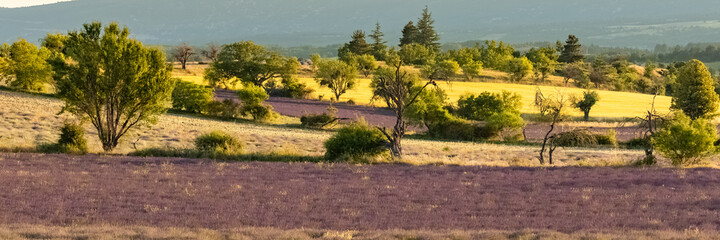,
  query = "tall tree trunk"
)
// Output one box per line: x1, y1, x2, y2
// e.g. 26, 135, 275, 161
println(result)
584, 111, 590, 121
539, 122, 556, 165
